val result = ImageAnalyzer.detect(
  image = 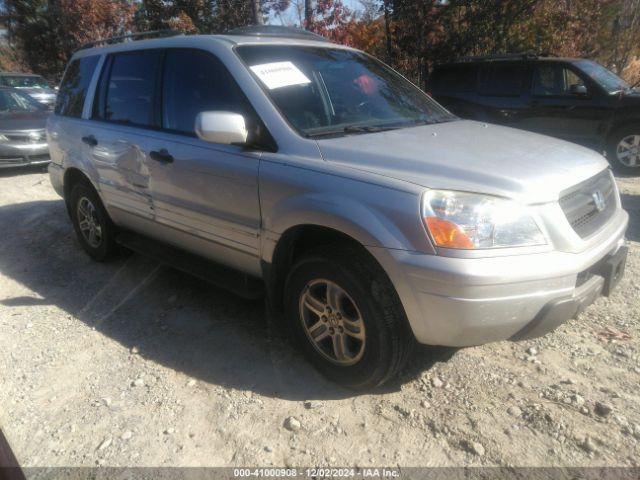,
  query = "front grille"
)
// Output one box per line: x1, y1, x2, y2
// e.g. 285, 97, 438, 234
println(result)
559, 170, 616, 238
0, 153, 49, 165
0, 156, 26, 164
3, 130, 46, 144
